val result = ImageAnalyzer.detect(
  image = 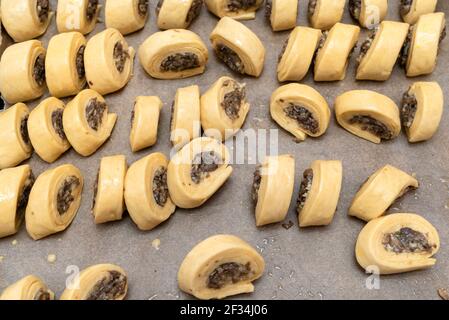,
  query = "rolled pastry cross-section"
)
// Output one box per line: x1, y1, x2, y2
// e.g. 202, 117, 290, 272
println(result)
314, 23, 360, 81
308, 0, 345, 30
205, 0, 264, 20
335, 90, 401, 144
56, 0, 101, 35
401, 0, 437, 25
0, 0, 53, 42
28, 97, 71, 163
401, 82, 444, 143
85, 28, 135, 95
156, 0, 203, 30
60, 264, 128, 300
0, 103, 33, 170
178, 235, 265, 300
0, 275, 54, 300
106, 0, 149, 35
349, 165, 419, 222
201, 76, 250, 141
210, 17, 265, 77
63, 89, 117, 157
26, 164, 84, 240
130, 96, 163, 152
252, 155, 295, 227
92, 155, 127, 224
277, 26, 322, 82
266, 0, 298, 32
356, 21, 410, 81
270, 83, 331, 142
356, 213, 440, 275
0, 165, 34, 239
0, 40, 47, 104
139, 29, 208, 80
124, 153, 176, 231
296, 160, 342, 227
348, 0, 388, 29
167, 137, 233, 209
